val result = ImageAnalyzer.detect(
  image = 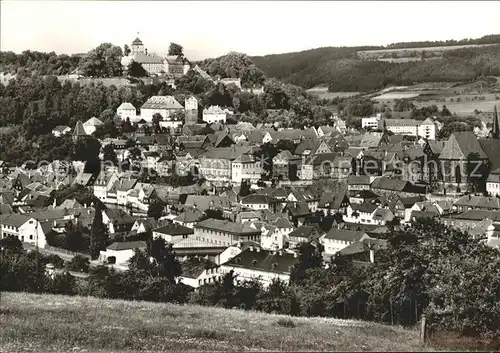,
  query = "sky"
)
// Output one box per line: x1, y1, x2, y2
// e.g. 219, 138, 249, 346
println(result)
1, 1, 500, 60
